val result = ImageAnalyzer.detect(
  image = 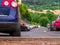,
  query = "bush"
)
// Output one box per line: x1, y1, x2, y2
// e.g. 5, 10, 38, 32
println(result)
39, 17, 50, 27
19, 4, 57, 27
19, 4, 27, 17
19, 4, 31, 21
46, 11, 57, 23
39, 13, 46, 17
30, 13, 40, 23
